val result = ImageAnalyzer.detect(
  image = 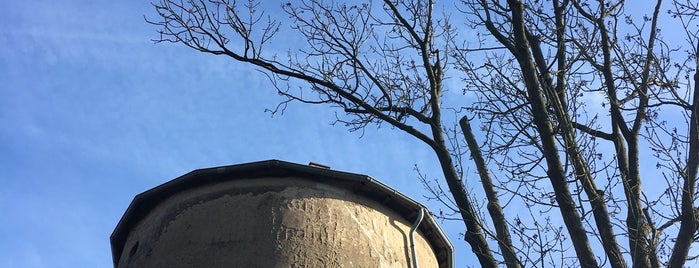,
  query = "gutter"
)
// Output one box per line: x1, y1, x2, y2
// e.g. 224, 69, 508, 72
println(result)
409, 207, 424, 268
